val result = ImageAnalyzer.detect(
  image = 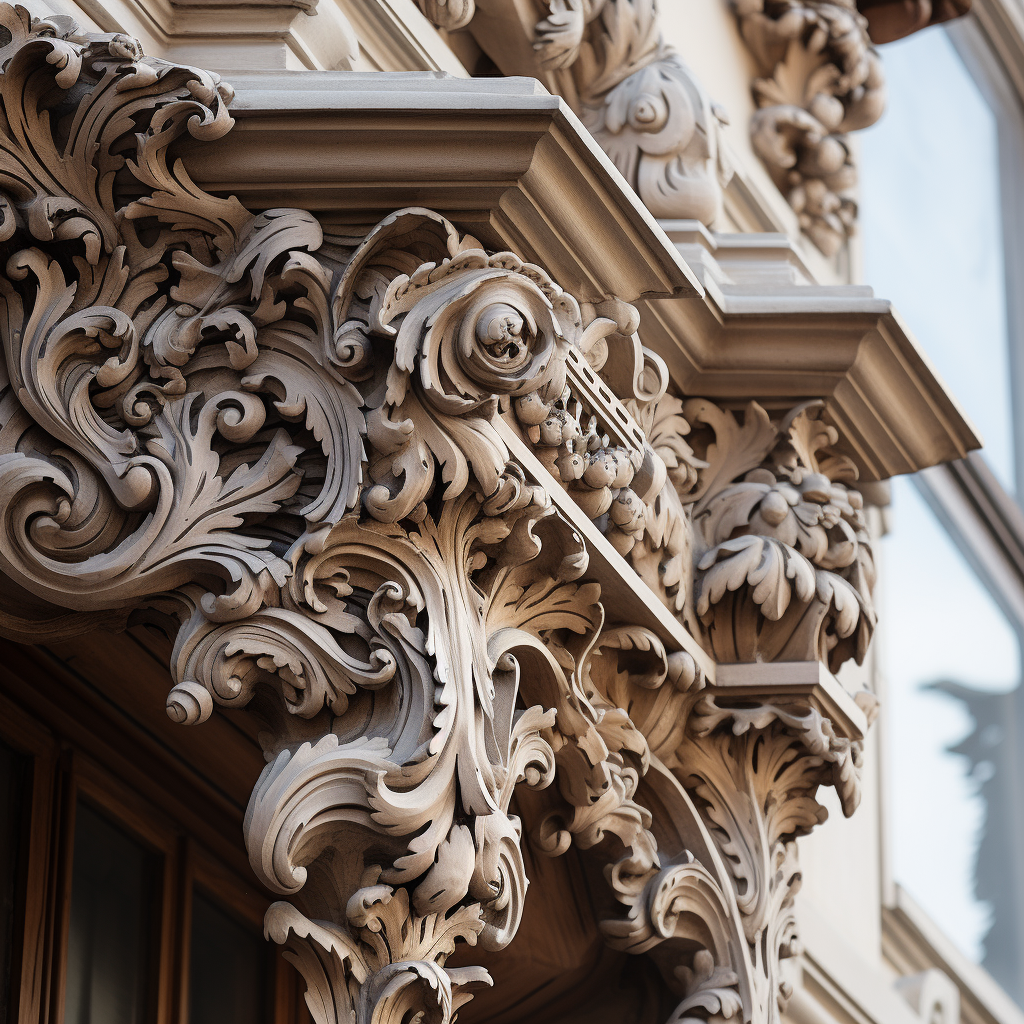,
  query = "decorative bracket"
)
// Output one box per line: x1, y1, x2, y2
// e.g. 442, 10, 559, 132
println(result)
0, 8, 896, 1023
